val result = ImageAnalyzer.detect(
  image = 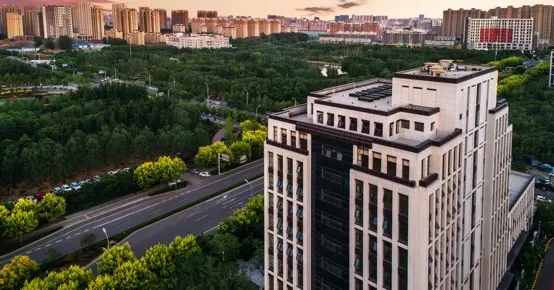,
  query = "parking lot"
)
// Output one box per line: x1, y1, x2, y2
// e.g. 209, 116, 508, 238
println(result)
528, 168, 554, 201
